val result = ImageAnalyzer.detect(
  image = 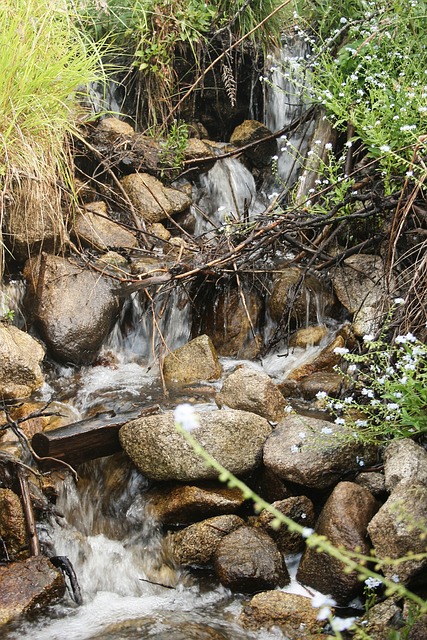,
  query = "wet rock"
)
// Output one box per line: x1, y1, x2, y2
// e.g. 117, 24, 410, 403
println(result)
269, 266, 335, 326
96, 619, 227, 640
120, 409, 272, 482
240, 591, 327, 637
287, 326, 354, 381
354, 471, 386, 498
368, 482, 427, 585
362, 599, 403, 640
73, 201, 138, 251
297, 481, 379, 603
409, 614, 427, 640
331, 254, 387, 336
230, 120, 277, 168
120, 173, 191, 224
289, 325, 329, 348
299, 371, 344, 400
194, 287, 262, 358
146, 484, 246, 525
168, 514, 245, 565
383, 439, 427, 492
184, 138, 216, 162
263, 414, 377, 489
251, 467, 293, 503
0, 489, 27, 561
24, 253, 120, 365
255, 495, 315, 554
0, 324, 44, 400
216, 366, 288, 421
163, 335, 222, 388
0, 555, 65, 626
8, 402, 52, 439
213, 525, 289, 593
